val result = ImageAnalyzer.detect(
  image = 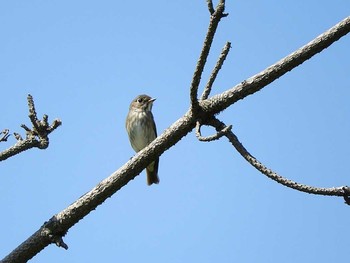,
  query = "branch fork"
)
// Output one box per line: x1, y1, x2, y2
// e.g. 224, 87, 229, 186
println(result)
2, 2, 350, 262
190, 0, 350, 205
190, 0, 228, 111
0, 94, 62, 161
42, 217, 69, 250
